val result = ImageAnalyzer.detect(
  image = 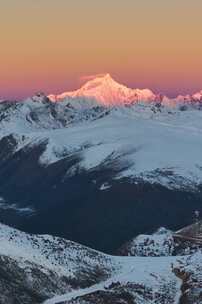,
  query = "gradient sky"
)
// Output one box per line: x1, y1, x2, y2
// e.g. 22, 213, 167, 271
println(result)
1, 0, 202, 99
